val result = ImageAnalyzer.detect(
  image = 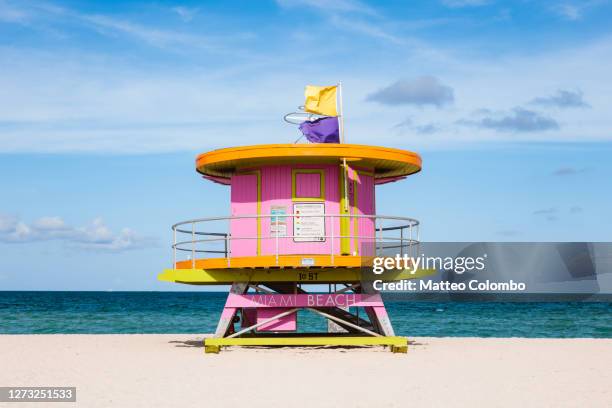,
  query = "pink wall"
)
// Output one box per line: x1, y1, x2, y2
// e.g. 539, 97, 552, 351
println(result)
260, 164, 339, 255
230, 174, 258, 257
353, 171, 376, 256
229, 164, 375, 257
